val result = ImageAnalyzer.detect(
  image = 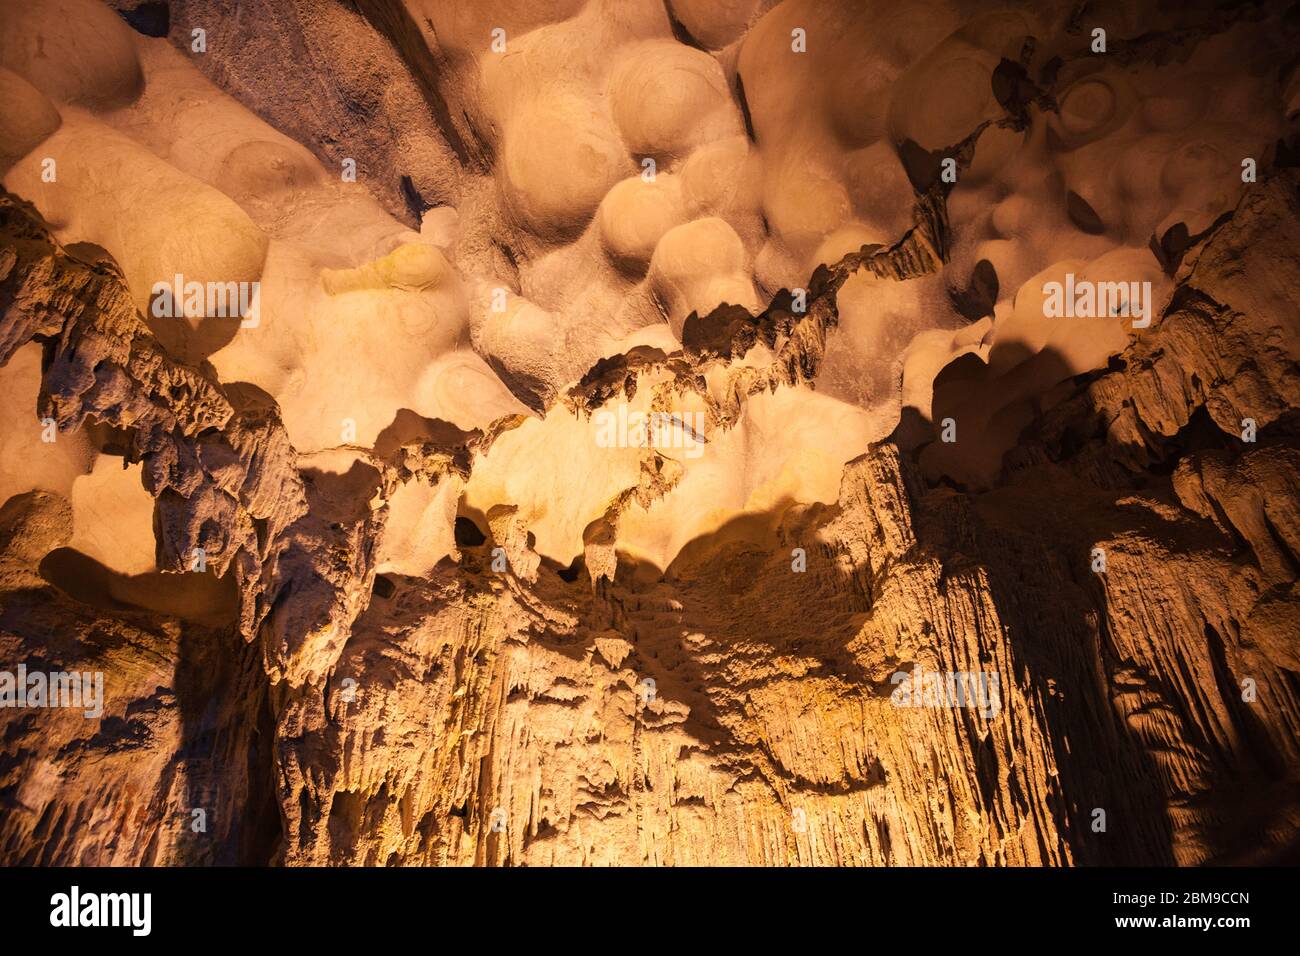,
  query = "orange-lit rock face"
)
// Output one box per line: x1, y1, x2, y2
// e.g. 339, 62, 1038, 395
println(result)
0, 0, 1298, 866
